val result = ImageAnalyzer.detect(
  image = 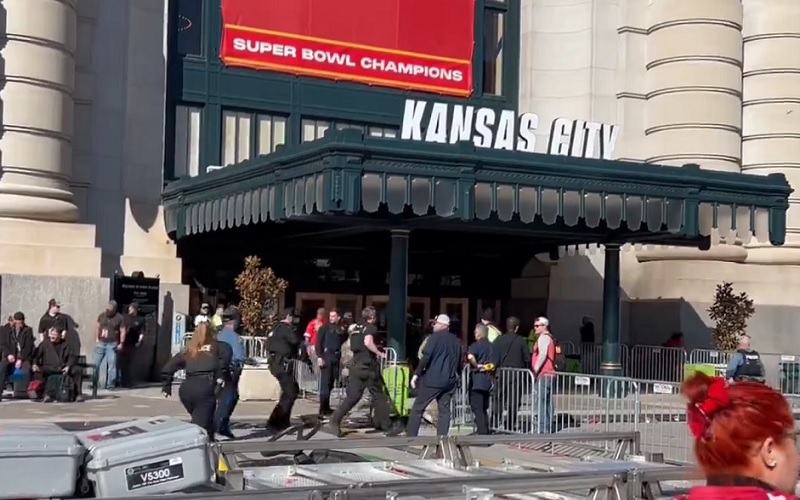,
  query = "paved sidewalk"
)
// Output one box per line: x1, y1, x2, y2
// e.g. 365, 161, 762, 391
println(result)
0, 385, 315, 423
